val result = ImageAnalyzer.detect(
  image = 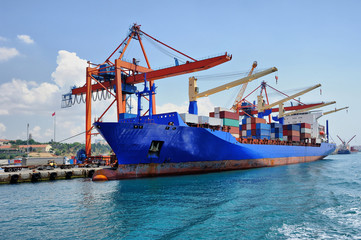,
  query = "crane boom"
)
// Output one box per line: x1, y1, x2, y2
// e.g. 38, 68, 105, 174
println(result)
259, 84, 321, 112
318, 106, 349, 118
190, 67, 277, 101
281, 101, 336, 117
346, 135, 356, 145
337, 135, 345, 145
231, 61, 257, 111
